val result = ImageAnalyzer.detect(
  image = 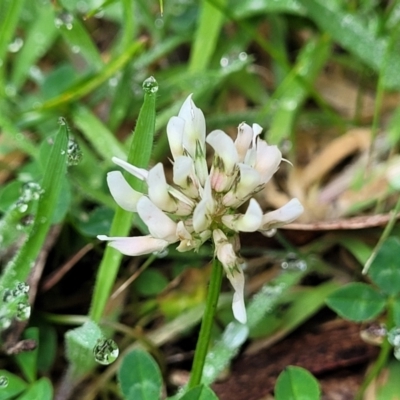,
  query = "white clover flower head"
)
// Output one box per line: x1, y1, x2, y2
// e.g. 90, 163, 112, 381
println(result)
98, 95, 304, 324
